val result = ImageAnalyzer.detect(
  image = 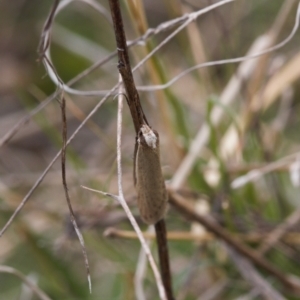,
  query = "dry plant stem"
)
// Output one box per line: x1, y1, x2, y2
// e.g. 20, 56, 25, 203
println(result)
135, 247, 148, 300
108, 1, 173, 299
108, 0, 147, 133
38, 0, 59, 54
134, 226, 154, 300
0, 265, 52, 300
60, 95, 91, 293
168, 190, 300, 293
104, 228, 300, 245
155, 220, 175, 300
104, 227, 211, 241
